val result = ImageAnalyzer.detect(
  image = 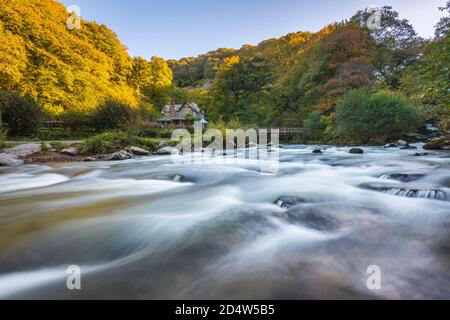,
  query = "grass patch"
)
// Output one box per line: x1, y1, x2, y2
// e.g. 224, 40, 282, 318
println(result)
50, 141, 66, 152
